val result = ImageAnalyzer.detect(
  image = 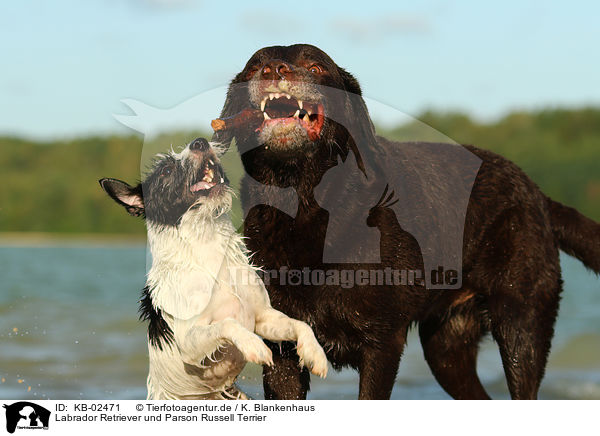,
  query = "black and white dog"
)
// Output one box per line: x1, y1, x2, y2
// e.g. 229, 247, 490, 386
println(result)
99, 137, 327, 399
